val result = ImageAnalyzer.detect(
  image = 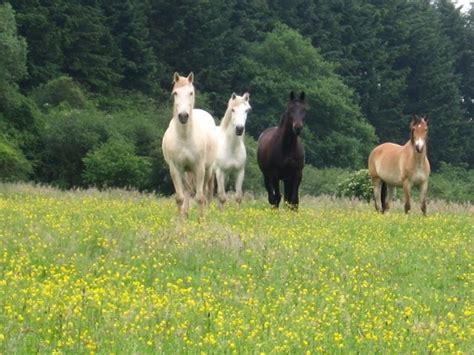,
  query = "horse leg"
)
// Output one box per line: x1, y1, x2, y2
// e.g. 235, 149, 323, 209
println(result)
169, 165, 187, 217
272, 178, 282, 208
264, 175, 274, 207
235, 168, 245, 204
403, 179, 411, 214
291, 171, 303, 209
204, 166, 214, 205
283, 171, 302, 210
264, 175, 279, 208
372, 178, 382, 213
194, 162, 207, 217
283, 178, 291, 205
216, 168, 226, 210
385, 185, 395, 212
419, 180, 428, 215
